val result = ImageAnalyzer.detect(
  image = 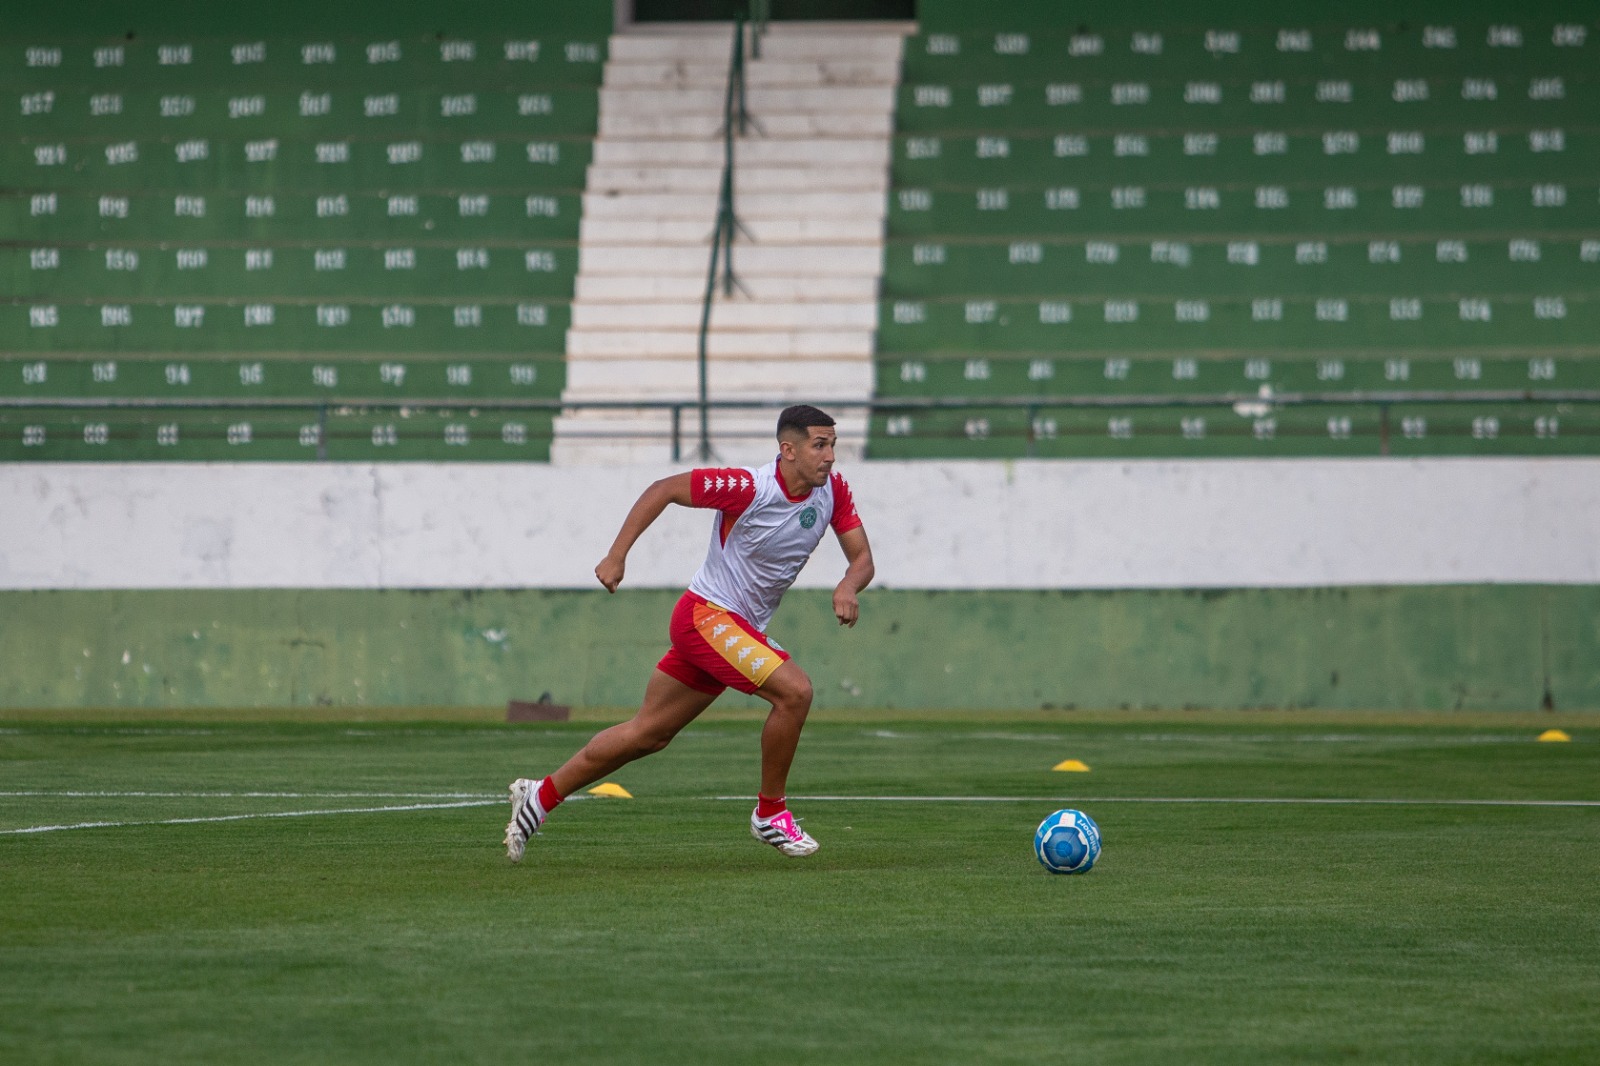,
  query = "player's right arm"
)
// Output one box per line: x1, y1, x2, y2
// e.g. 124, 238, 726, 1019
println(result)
595, 472, 694, 593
